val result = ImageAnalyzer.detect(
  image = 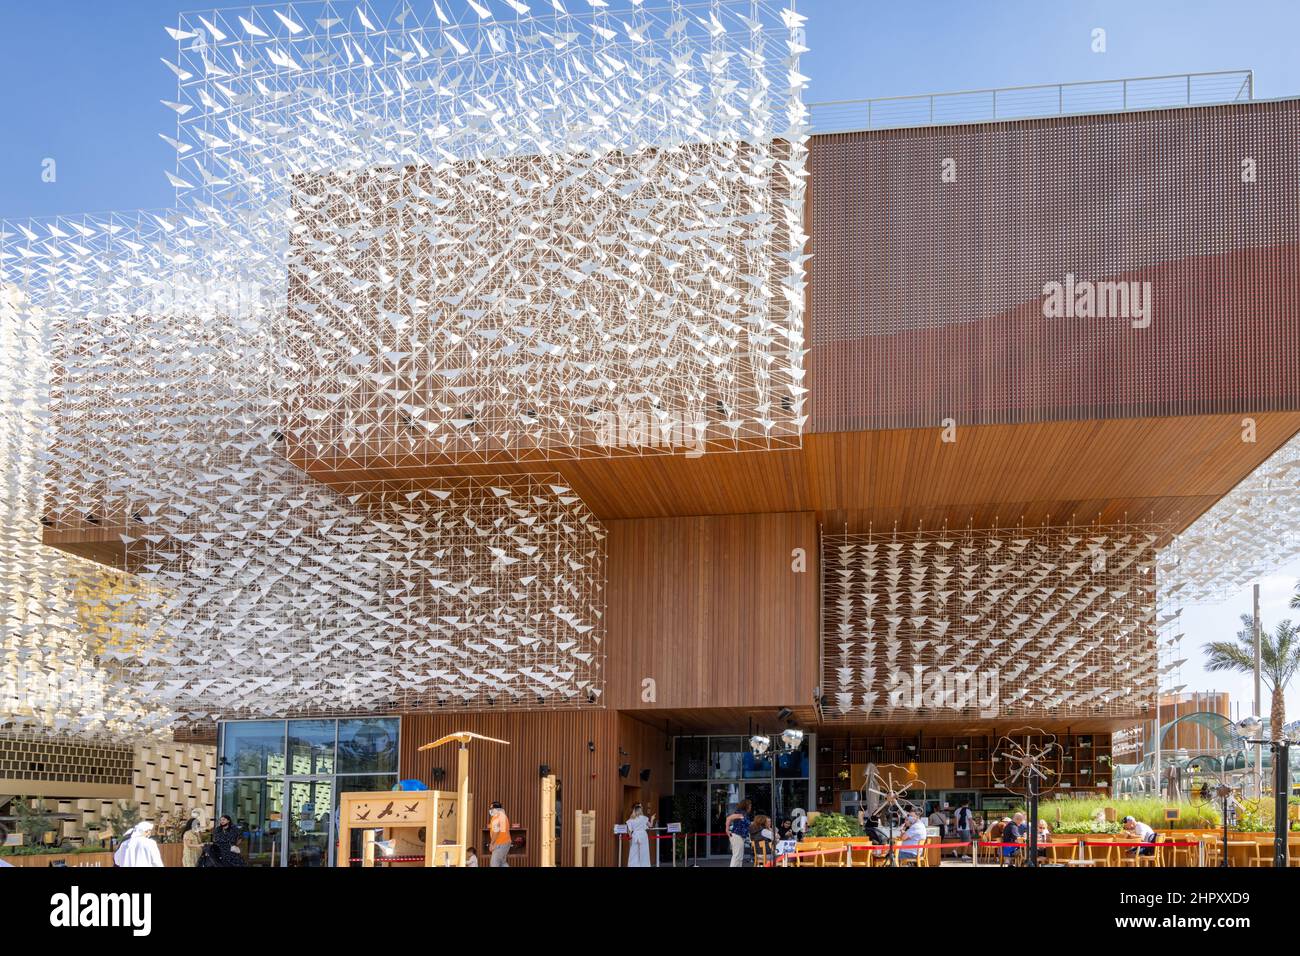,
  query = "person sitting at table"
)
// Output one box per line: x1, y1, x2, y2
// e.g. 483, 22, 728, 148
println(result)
1001, 813, 1026, 864
1122, 816, 1155, 856
1035, 819, 1052, 858
861, 810, 890, 847
752, 815, 775, 860
897, 811, 928, 865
